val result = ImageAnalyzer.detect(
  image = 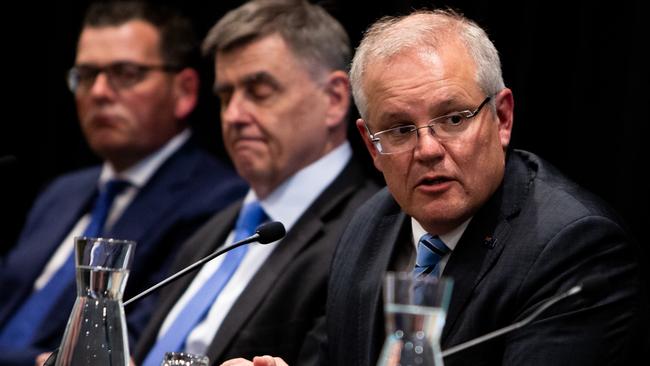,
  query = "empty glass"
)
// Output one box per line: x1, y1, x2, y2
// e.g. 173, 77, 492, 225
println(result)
377, 272, 453, 366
